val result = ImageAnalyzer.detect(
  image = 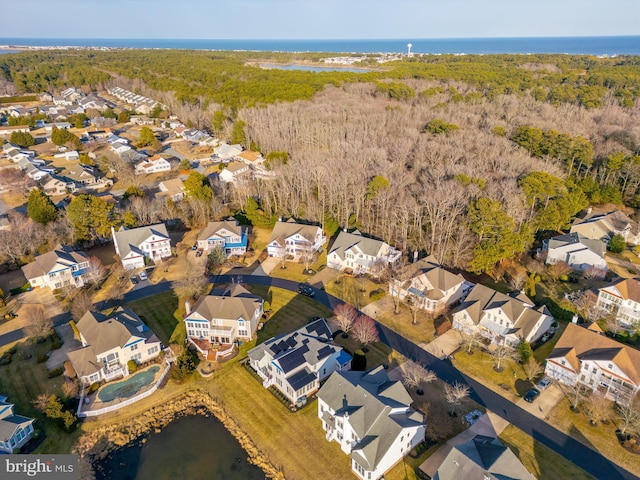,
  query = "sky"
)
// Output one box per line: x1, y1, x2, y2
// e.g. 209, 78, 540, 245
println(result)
3, 0, 639, 39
